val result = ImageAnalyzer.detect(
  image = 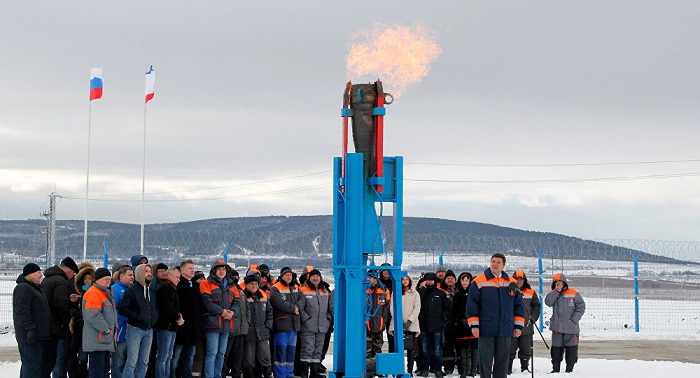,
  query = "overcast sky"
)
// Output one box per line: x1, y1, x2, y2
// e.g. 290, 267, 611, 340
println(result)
1, 1, 699, 241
